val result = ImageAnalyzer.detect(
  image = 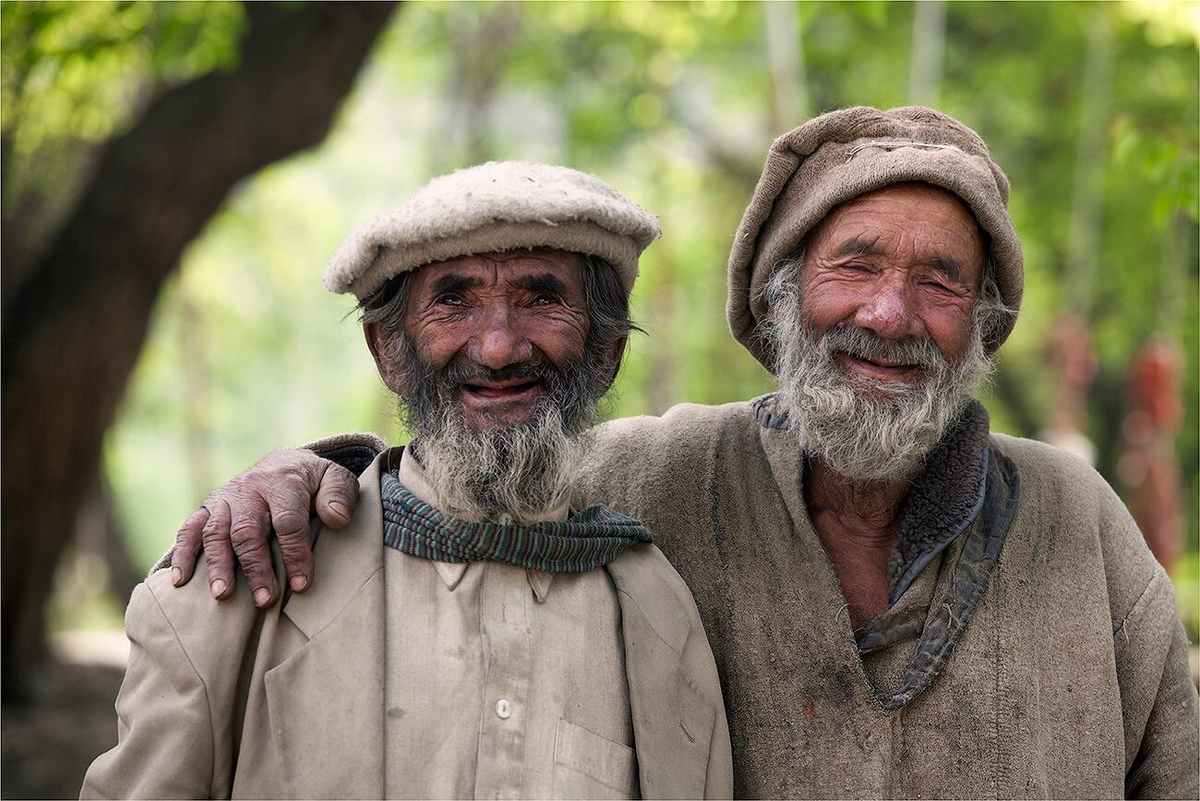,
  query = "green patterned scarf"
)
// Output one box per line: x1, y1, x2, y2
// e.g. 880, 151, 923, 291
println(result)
379, 470, 652, 573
